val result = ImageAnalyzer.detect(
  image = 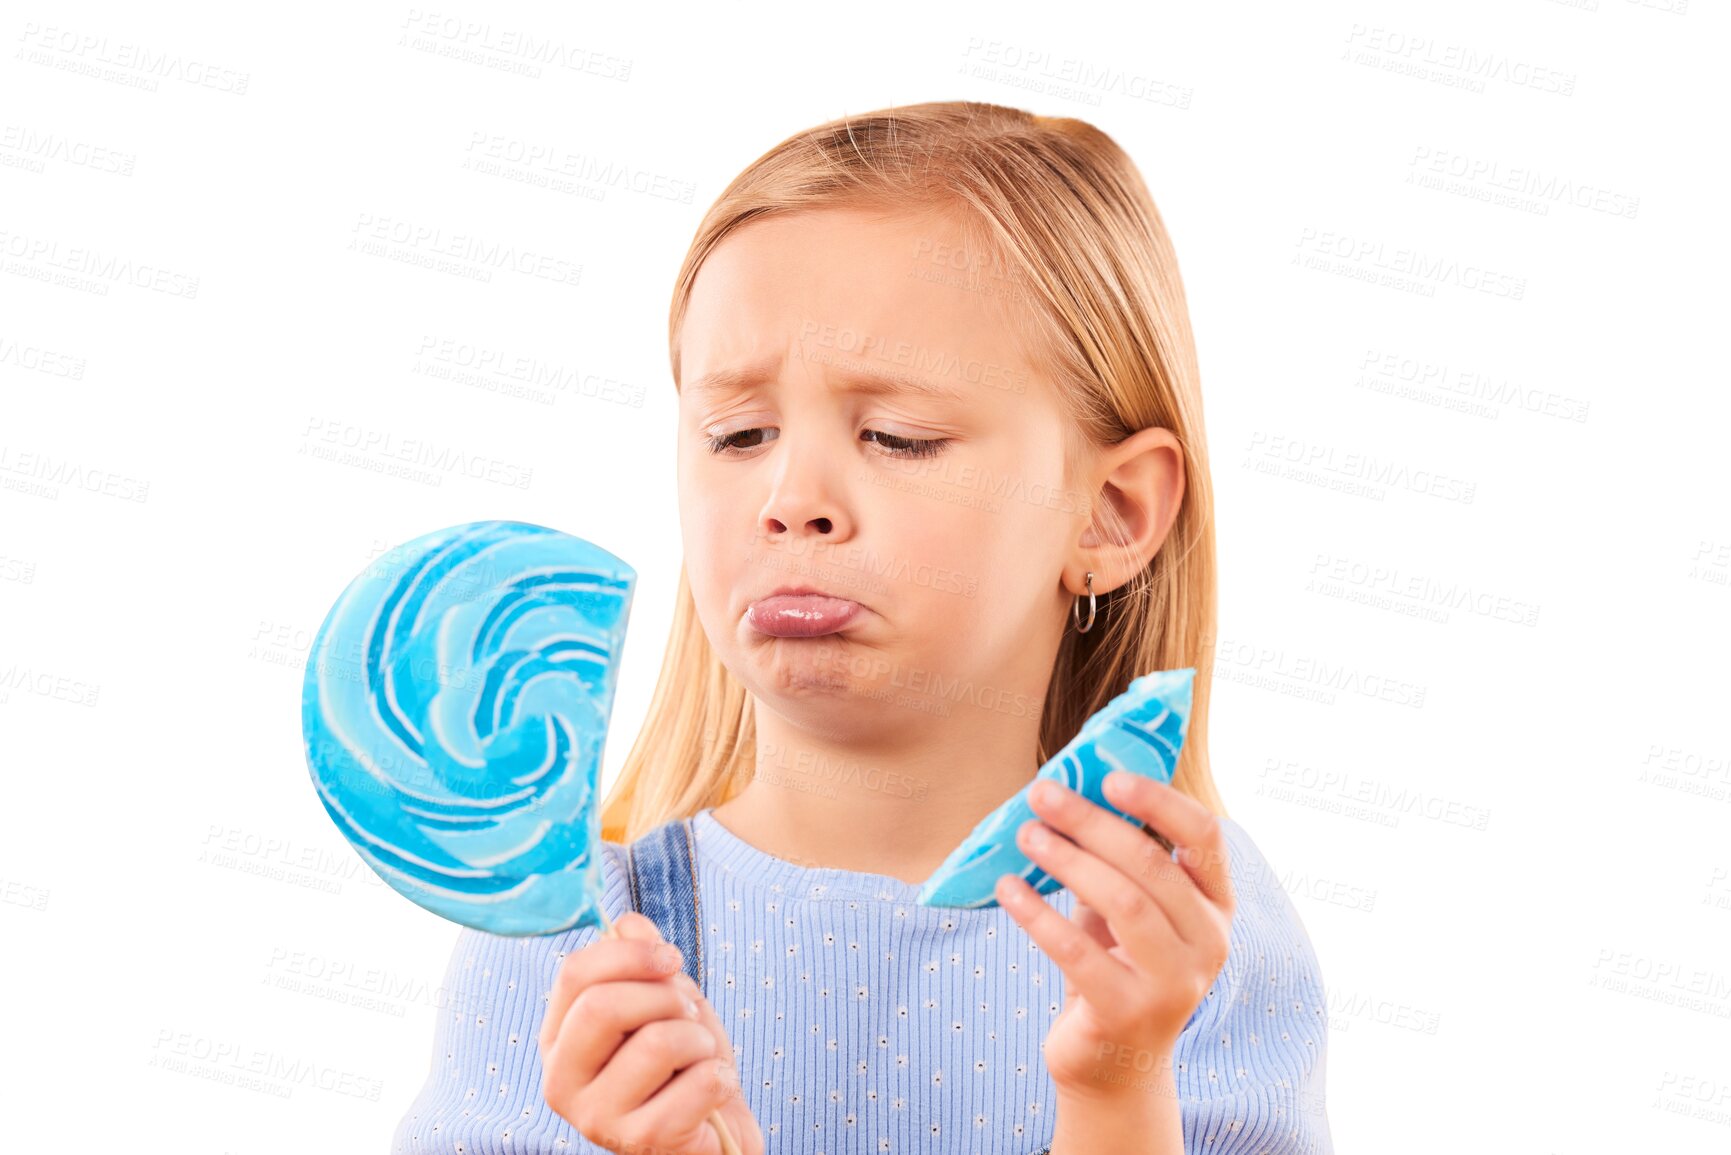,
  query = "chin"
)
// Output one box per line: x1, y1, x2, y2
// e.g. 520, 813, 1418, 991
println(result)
738, 633, 906, 713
